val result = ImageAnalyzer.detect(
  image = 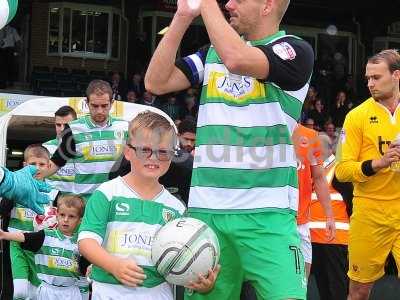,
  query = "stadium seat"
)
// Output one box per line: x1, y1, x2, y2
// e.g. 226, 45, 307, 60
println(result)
52, 67, 69, 74
38, 80, 60, 97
